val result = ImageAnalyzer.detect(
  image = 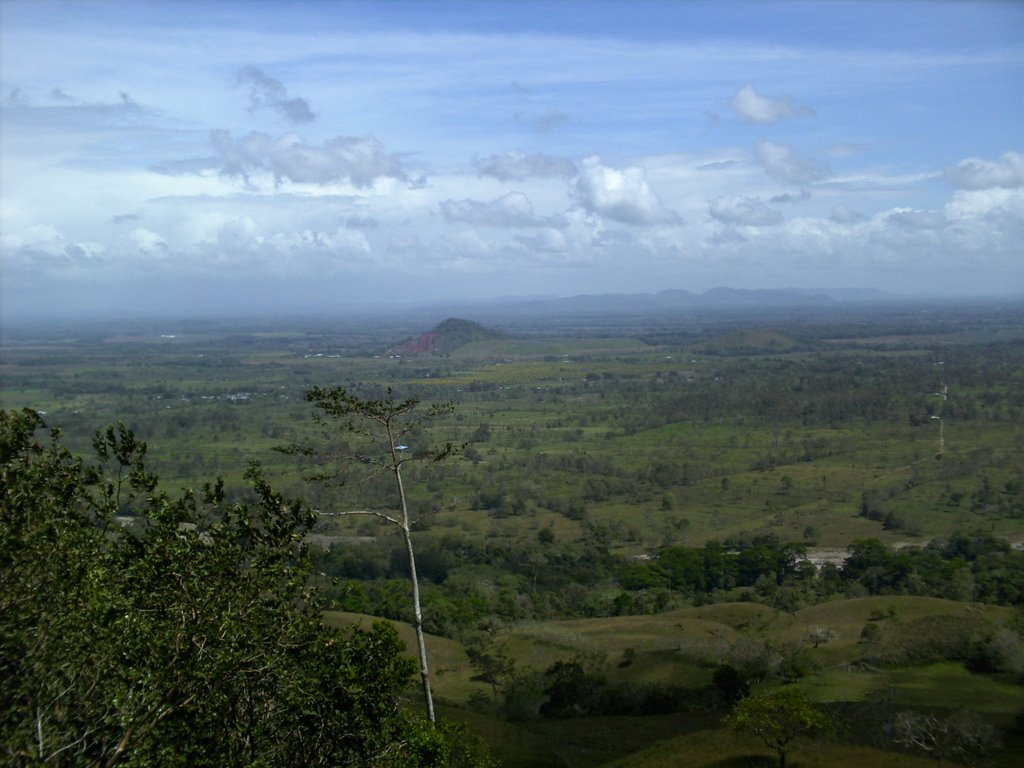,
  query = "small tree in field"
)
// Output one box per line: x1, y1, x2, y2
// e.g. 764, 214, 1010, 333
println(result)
726, 687, 833, 768
286, 386, 457, 723
890, 710, 1001, 767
